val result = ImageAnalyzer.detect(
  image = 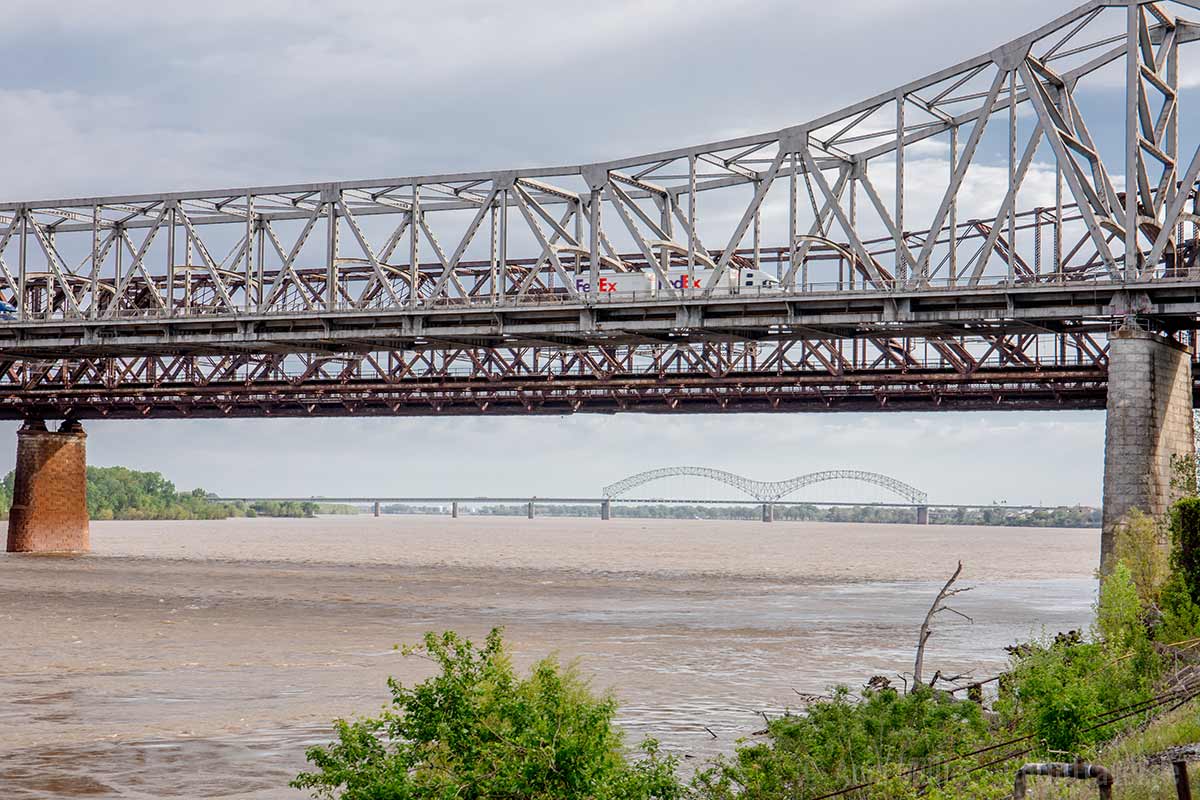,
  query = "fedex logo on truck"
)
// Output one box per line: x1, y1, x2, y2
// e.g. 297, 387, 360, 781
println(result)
573, 274, 702, 292
665, 275, 702, 289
